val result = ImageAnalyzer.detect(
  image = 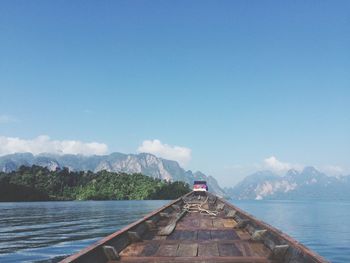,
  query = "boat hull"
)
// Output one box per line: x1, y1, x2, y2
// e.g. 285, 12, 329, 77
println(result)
60, 191, 329, 263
